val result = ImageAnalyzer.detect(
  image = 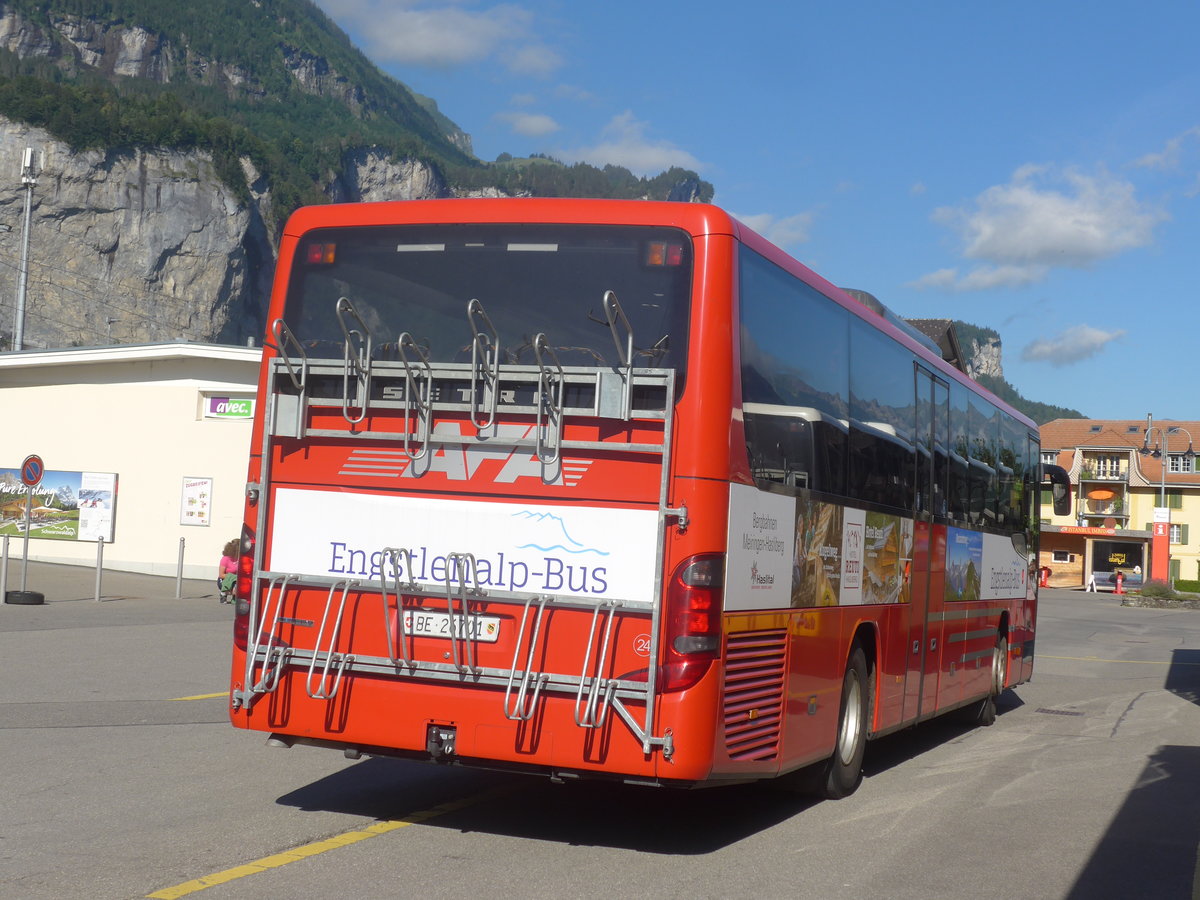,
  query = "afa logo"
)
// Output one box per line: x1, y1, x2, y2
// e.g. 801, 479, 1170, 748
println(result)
339, 422, 592, 486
